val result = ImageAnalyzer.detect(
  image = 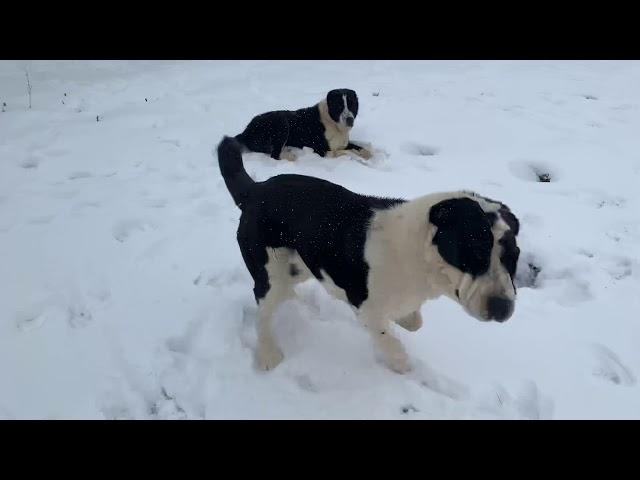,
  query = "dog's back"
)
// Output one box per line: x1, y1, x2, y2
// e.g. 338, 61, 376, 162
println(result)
217, 135, 404, 303
235, 105, 324, 156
